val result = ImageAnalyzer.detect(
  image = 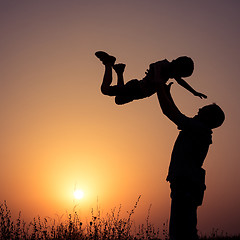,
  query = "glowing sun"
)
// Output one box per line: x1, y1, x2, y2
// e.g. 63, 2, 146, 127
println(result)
74, 189, 84, 200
